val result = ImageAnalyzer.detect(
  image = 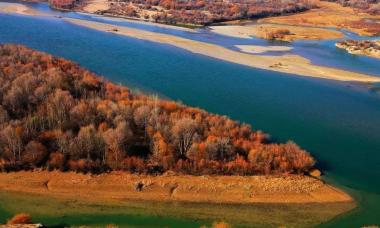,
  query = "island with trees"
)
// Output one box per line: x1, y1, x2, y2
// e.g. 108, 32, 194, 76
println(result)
0, 44, 355, 227
0, 44, 315, 175
336, 39, 380, 59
